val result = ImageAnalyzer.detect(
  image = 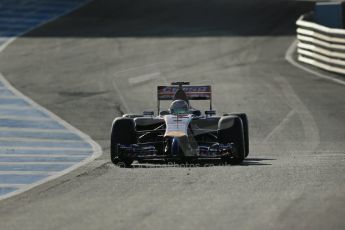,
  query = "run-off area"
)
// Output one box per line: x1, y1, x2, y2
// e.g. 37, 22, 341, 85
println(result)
0, 0, 99, 199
